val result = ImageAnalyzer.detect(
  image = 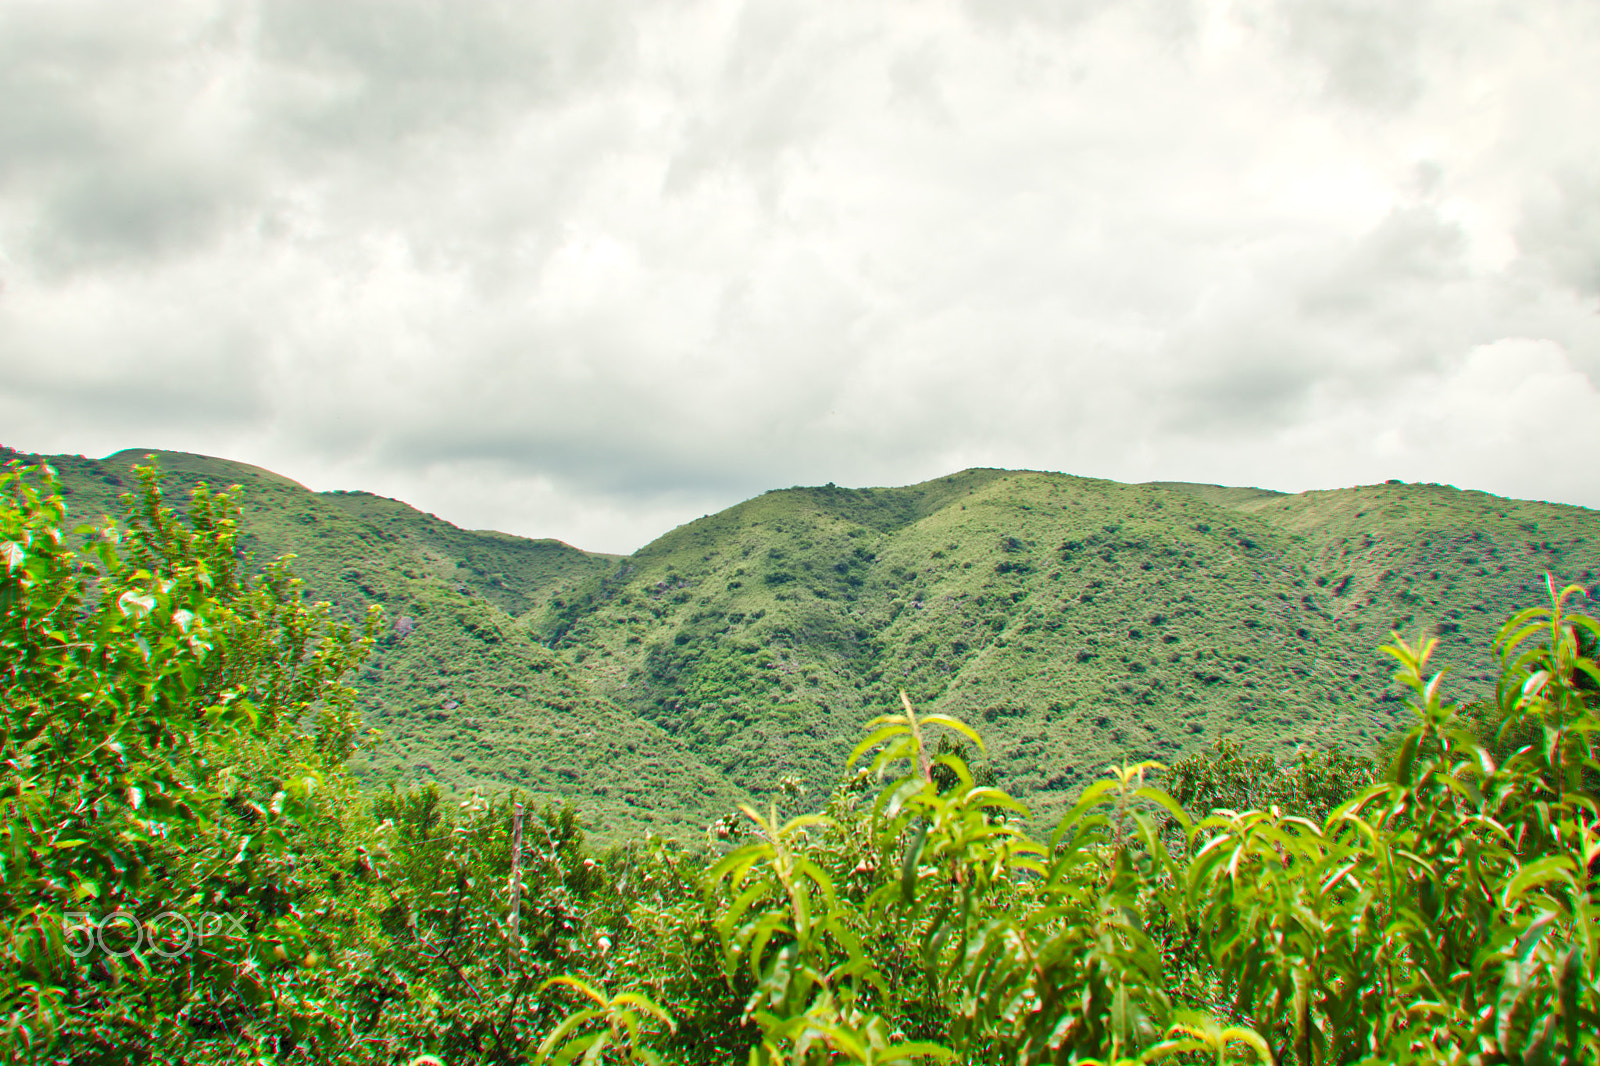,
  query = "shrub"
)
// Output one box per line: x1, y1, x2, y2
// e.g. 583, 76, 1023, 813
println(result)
7, 459, 1598, 1063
